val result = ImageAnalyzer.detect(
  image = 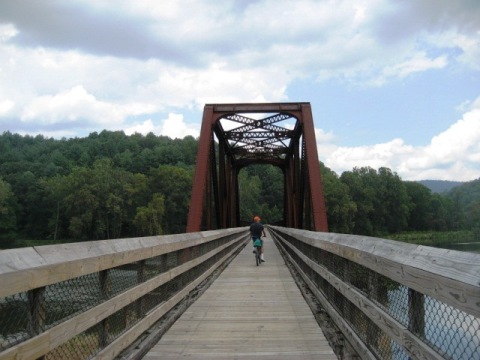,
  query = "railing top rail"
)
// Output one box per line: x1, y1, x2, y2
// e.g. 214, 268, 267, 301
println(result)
0, 227, 248, 298
270, 226, 480, 318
